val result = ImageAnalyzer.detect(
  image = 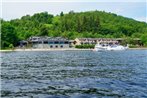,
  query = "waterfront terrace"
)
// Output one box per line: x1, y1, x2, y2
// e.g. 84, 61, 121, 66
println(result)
74, 38, 141, 46
27, 36, 71, 48
74, 38, 119, 45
